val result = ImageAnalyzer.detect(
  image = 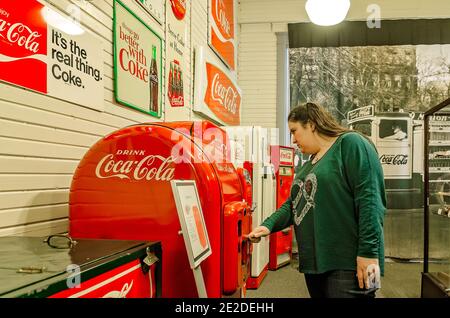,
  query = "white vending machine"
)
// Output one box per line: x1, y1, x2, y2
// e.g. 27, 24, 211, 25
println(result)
225, 126, 276, 289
